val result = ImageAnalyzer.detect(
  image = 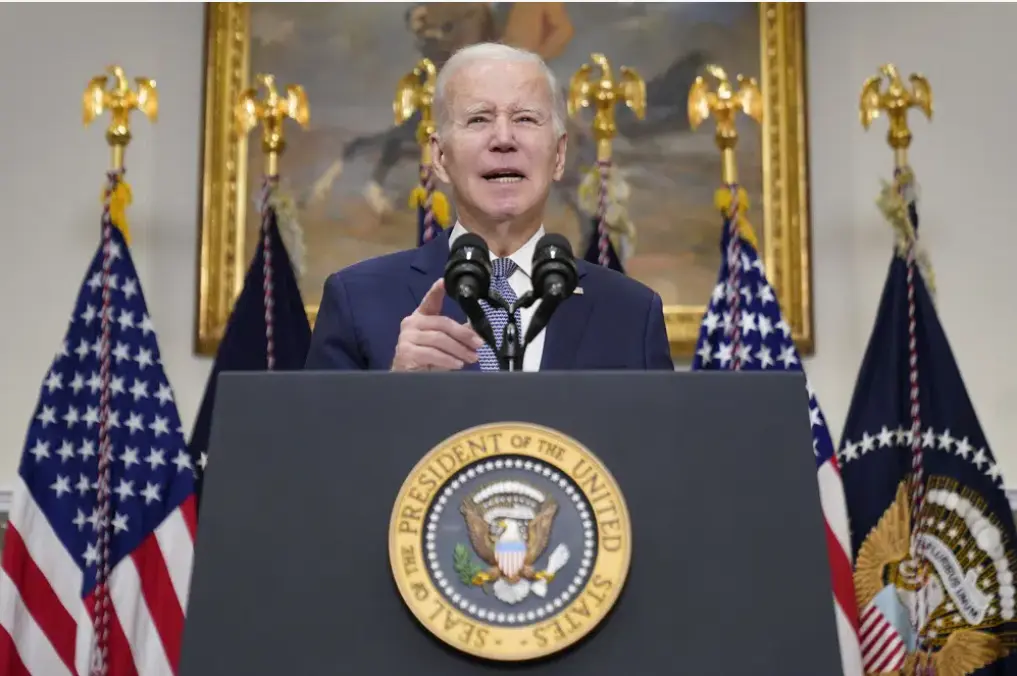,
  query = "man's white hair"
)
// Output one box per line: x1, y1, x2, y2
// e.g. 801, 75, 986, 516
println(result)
433, 42, 567, 138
